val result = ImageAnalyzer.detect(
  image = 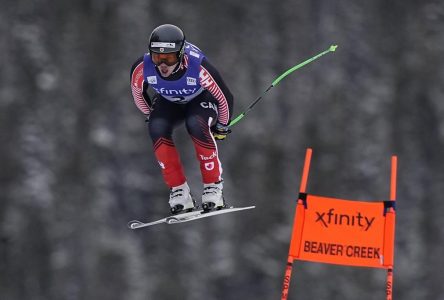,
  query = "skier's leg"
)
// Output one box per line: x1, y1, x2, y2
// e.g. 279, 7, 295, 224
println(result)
185, 91, 222, 183
149, 97, 195, 213
148, 97, 186, 188
185, 92, 225, 210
